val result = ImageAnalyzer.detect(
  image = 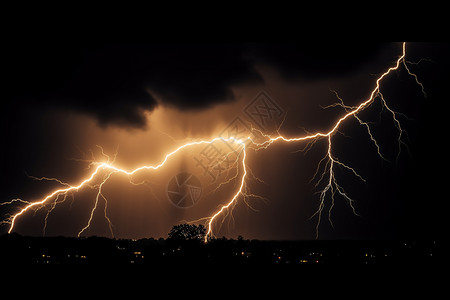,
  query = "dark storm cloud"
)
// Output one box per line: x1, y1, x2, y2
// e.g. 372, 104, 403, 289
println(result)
143, 44, 263, 109
4, 43, 261, 128
4, 43, 388, 128
247, 42, 389, 80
